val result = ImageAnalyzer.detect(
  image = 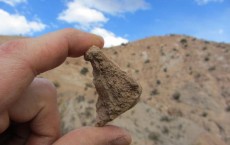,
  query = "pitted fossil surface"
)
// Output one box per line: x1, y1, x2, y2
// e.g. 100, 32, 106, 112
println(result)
84, 46, 142, 127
